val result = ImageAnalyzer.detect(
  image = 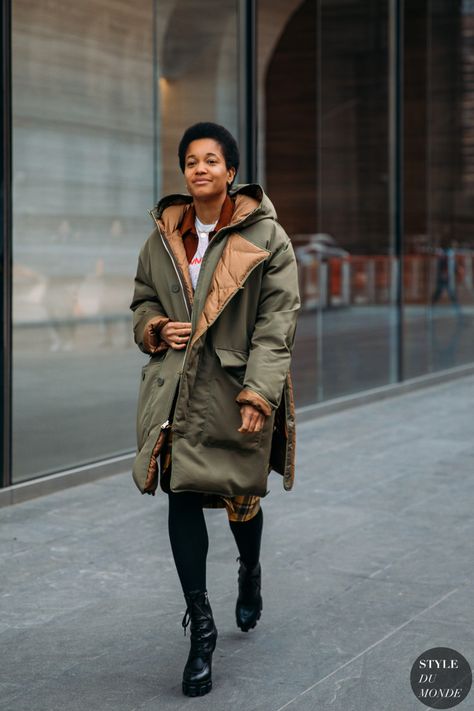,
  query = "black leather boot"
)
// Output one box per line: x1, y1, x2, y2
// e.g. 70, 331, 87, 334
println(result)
235, 556, 263, 632
181, 589, 218, 697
